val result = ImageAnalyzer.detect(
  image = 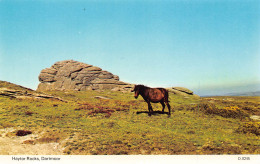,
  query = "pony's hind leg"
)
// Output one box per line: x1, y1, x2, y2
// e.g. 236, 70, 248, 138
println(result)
165, 101, 171, 116
160, 101, 165, 113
